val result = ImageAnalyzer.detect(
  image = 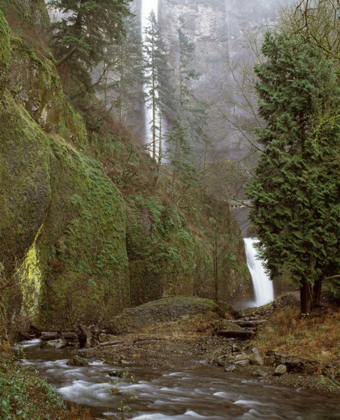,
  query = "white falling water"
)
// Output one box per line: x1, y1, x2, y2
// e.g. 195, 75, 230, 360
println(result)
244, 238, 274, 307
141, 0, 159, 146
